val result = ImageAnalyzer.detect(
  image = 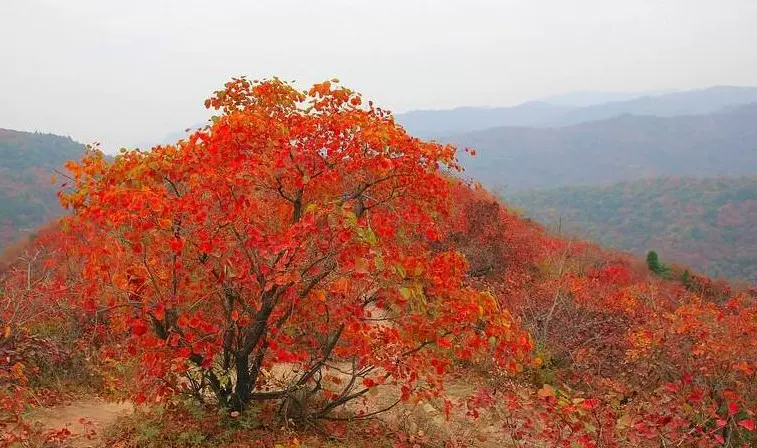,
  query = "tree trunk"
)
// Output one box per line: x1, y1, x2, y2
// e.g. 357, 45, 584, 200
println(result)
232, 353, 252, 411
